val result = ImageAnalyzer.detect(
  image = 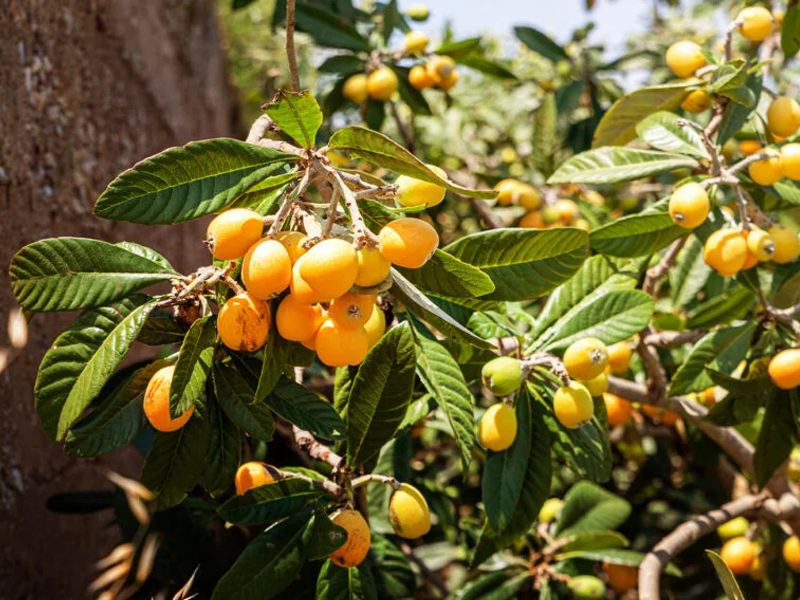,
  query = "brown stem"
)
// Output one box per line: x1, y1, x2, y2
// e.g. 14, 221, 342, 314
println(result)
285, 0, 300, 91
389, 100, 415, 152
329, 169, 380, 247
642, 236, 688, 296
292, 425, 344, 467
465, 194, 504, 229
643, 330, 708, 347
352, 474, 403, 490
